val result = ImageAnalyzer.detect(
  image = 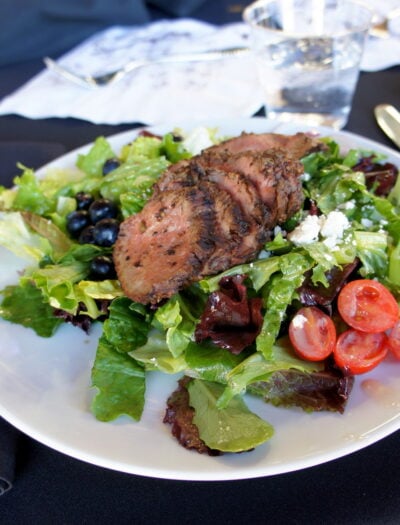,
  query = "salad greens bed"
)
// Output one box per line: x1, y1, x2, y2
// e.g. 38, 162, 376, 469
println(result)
0, 127, 400, 455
